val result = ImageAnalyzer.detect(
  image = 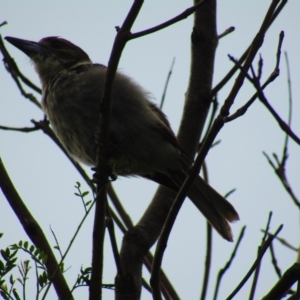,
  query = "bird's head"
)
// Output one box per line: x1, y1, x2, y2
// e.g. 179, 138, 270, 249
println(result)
5, 36, 92, 87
